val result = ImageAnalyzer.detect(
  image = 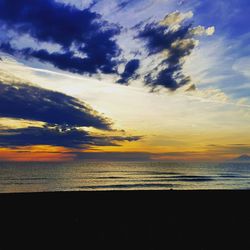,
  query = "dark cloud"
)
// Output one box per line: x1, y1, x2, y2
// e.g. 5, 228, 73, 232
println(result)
0, 42, 16, 55
117, 59, 140, 84
0, 0, 121, 74
116, 0, 146, 12
0, 81, 112, 129
137, 15, 196, 90
116, 1, 131, 11
0, 43, 115, 75
0, 125, 142, 148
138, 22, 192, 55
0, 76, 143, 149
